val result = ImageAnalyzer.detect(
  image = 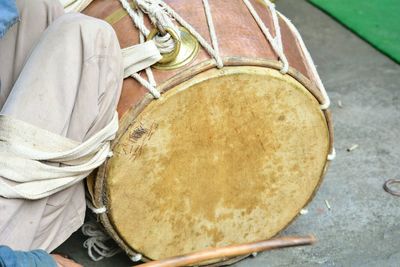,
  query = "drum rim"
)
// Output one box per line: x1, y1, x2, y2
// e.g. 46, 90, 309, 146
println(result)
92, 57, 334, 265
